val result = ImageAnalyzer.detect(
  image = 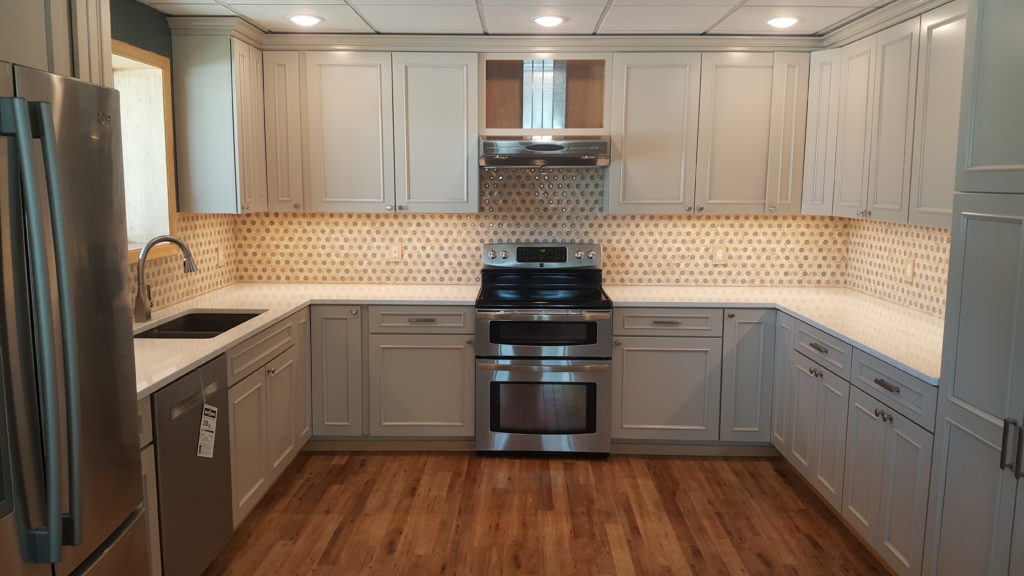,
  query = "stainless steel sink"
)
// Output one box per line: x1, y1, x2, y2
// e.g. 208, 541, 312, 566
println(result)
134, 311, 264, 339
